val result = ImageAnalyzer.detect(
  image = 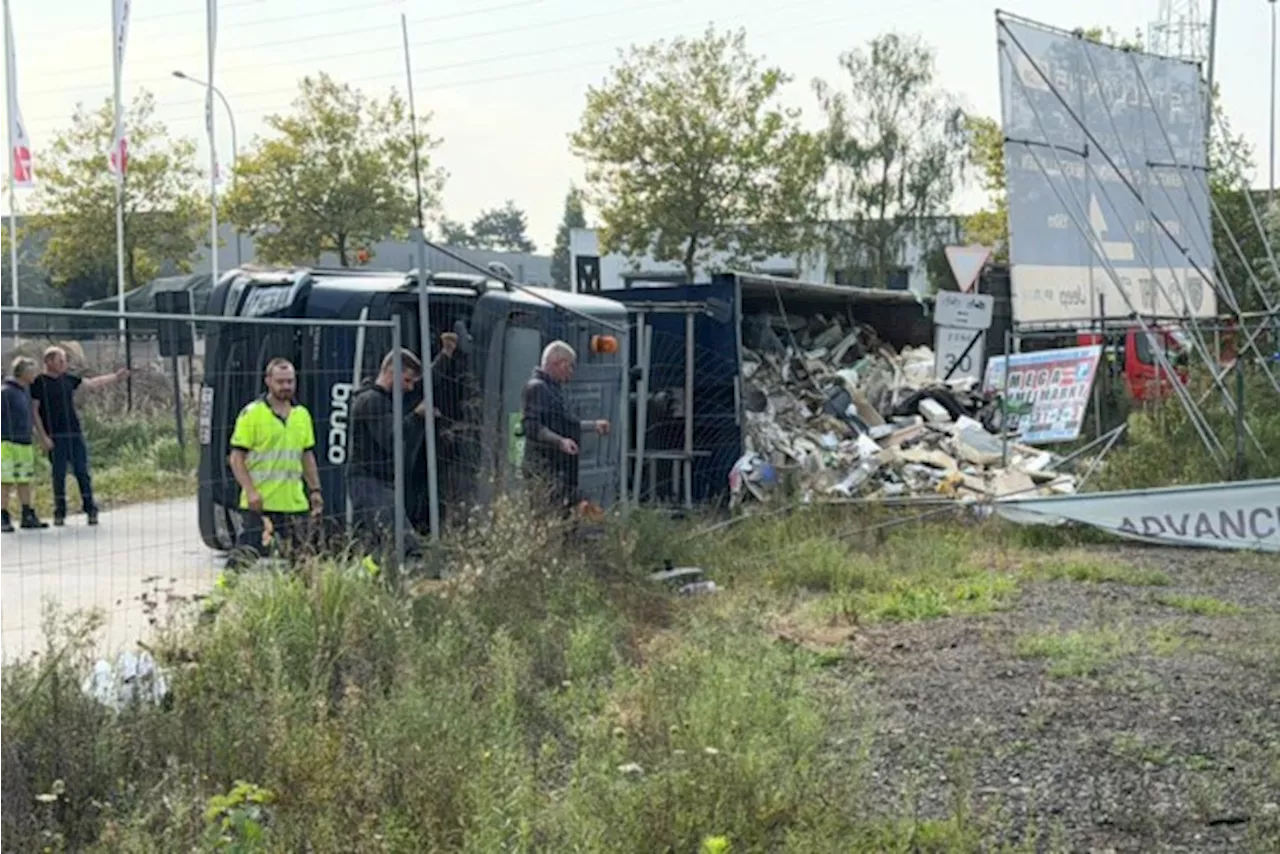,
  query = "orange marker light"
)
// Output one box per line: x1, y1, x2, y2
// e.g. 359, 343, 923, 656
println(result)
590, 334, 618, 354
